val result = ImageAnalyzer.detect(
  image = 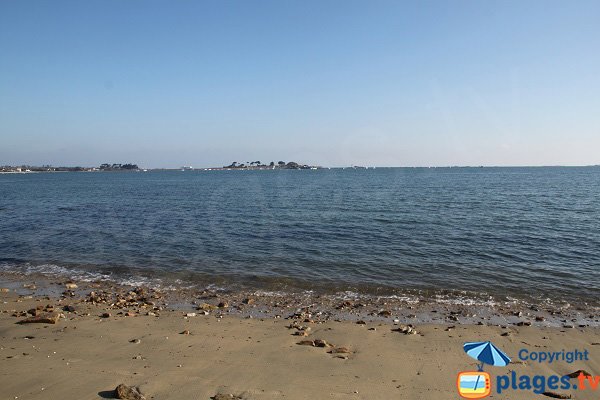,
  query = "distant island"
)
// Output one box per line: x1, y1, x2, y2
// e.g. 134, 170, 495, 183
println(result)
217, 161, 322, 170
